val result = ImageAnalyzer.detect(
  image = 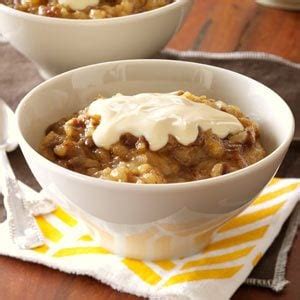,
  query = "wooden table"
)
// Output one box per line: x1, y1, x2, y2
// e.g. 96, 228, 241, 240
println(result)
0, 1, 299, 299
168, 0, 300, 62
